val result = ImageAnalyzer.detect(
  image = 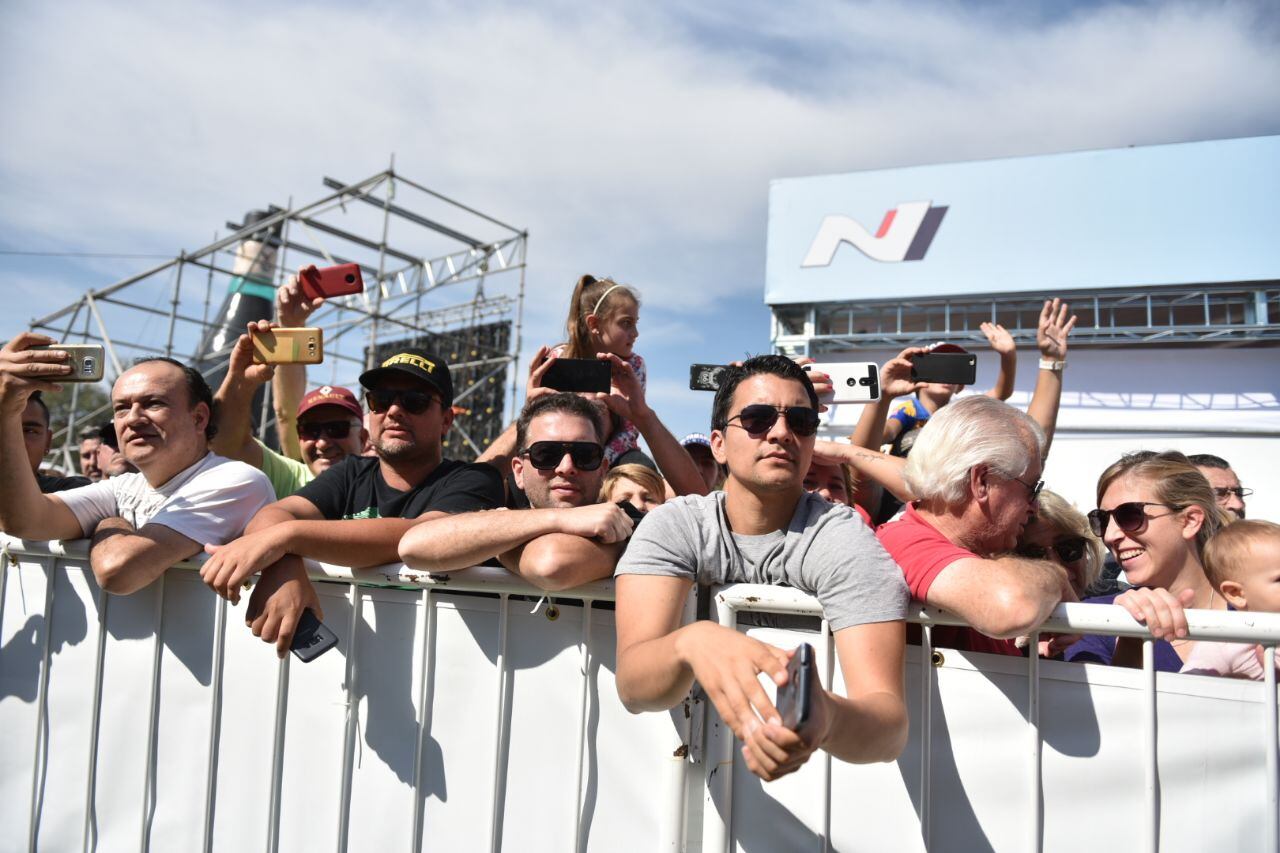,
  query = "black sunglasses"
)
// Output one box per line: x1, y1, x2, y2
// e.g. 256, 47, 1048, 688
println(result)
1003, 474, 1044, 502
521, 440, 605, 471
1016, 537, 1087, 564
365, 389, 438, 415
727, 404, 820, 438
1086, 501, 1176, 537
298, 420, 357, 441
